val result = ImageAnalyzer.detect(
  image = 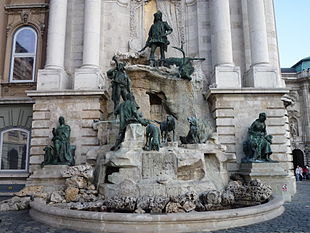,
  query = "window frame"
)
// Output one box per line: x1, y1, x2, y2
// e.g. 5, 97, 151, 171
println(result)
0, 128, 30, 173
9, 26, 38, 83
